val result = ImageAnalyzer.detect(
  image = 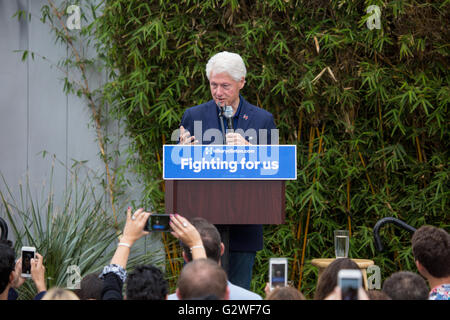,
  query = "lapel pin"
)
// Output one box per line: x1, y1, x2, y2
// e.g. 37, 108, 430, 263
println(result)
243, 114, 248, 120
